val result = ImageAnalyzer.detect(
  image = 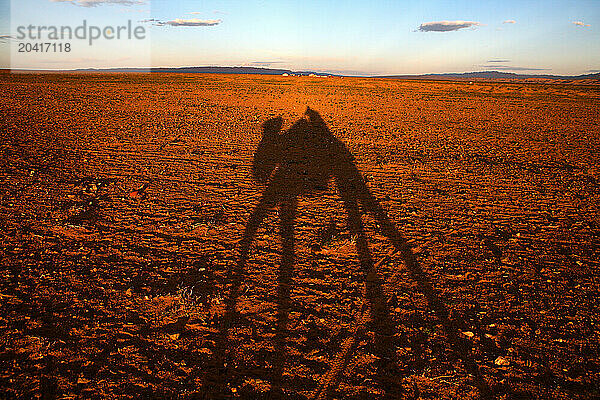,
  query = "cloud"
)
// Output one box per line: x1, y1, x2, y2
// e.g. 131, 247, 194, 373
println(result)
587, 69, 600, 73
503, 20, 516, 24
190, 12, 202, 15
0, 35, 14, 43
247, 61, 286, 67
140, 17, 221, 27
487, 59, 510, 63
479, 65, 550, 71
572, 21, 590, 27
50, 0, 146, 6
418, 20, 481, 32
155, 18, 221, 27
